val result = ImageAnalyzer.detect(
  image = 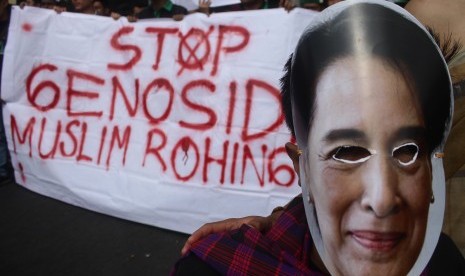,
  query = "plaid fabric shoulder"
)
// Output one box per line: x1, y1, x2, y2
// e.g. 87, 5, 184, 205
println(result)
186, 196, 324, 275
